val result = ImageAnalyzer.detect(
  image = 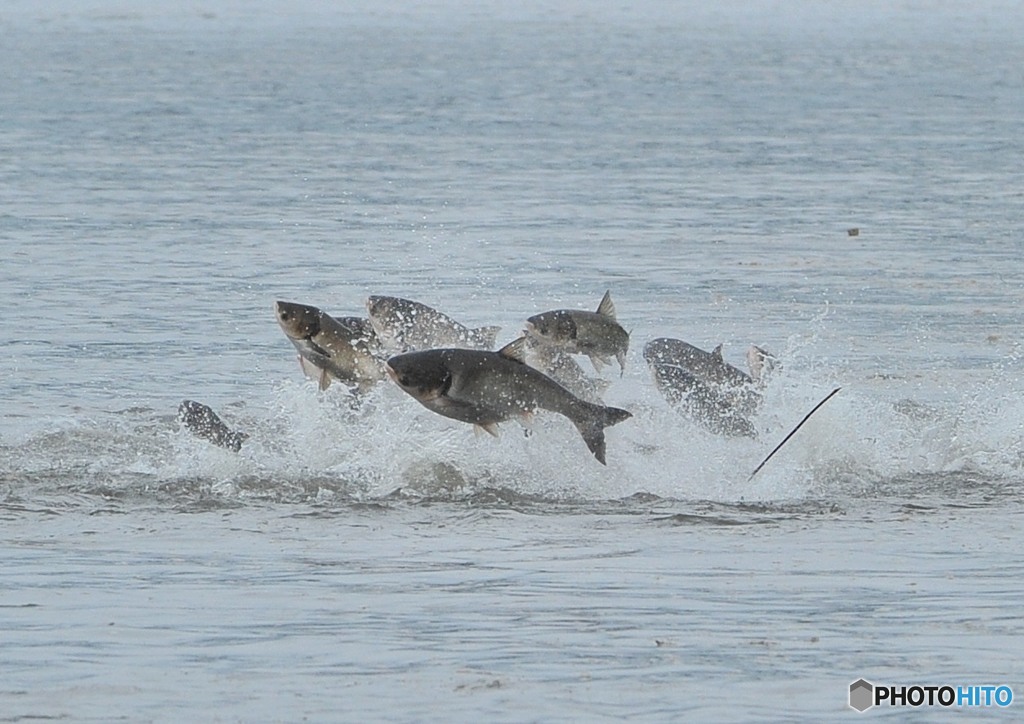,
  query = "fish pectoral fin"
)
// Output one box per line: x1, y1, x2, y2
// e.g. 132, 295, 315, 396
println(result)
589, 354, 609, 373
596, 290, 616, 319
474, 422, 501, 438
298, 356, 334, 391
298, 356, 322, 382
309, 339, 333, 358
